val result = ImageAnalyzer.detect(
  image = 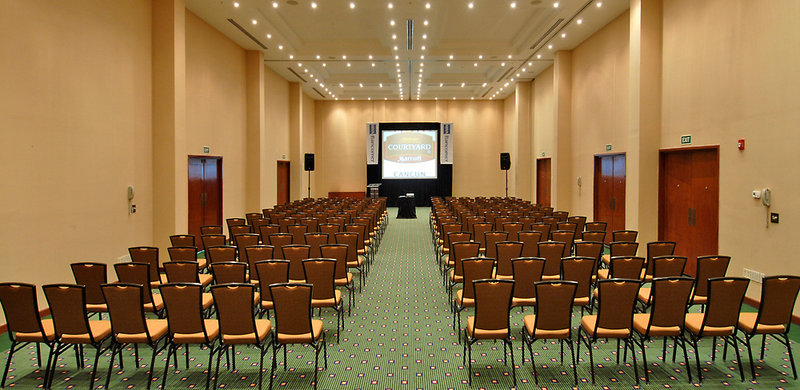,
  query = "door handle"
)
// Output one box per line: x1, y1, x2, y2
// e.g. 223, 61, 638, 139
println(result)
610, 197, 615, 211
201, 193, 207, 207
